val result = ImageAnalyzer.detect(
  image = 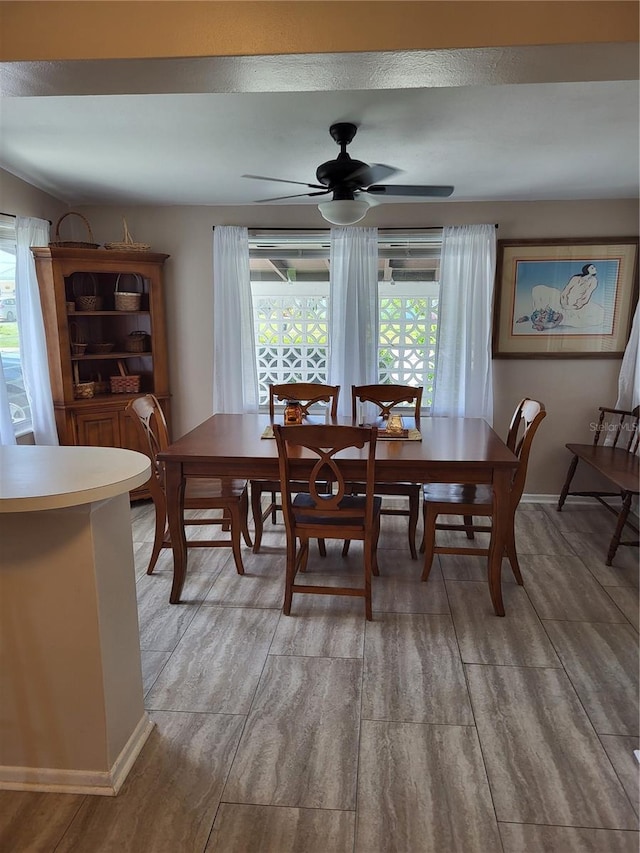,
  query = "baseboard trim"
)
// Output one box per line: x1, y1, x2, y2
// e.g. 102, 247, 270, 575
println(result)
0, 712, 154, 796
520, 493, 629, 506
521, 493, 581, 505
